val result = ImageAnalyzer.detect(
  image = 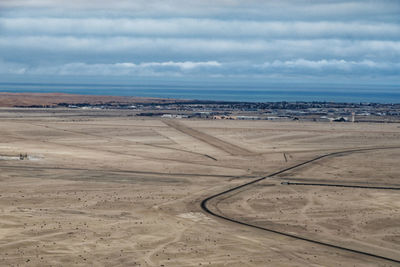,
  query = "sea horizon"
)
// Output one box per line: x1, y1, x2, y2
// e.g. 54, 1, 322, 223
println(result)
1, 81, 399, 104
